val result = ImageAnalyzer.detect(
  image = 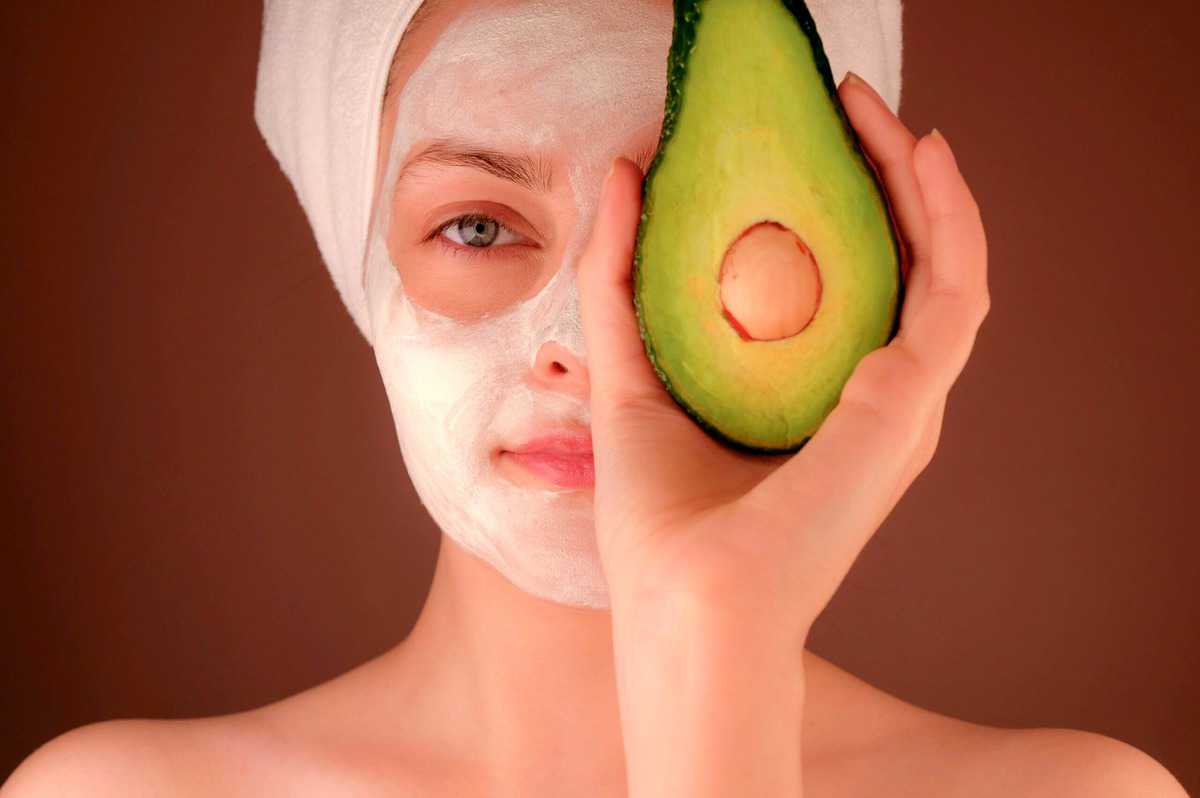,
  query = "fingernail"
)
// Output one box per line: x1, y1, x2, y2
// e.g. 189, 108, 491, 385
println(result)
844, 70, 887, 111
930, 128, 958, 166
